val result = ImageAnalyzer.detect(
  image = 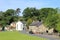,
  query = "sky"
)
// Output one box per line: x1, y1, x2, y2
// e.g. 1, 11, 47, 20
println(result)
0, 0, 60, 16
